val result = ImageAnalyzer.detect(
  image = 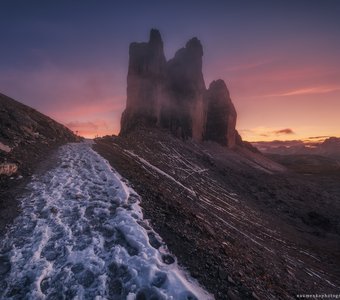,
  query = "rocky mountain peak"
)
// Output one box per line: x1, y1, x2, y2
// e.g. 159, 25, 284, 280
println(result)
121, 29, 167, 135
161, 35, 205, 140
149, 28, 163, 46
208, 80, 230, 98
204, 79, 237, 147
185, 37, 203, 57
120, 29, 240, 148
